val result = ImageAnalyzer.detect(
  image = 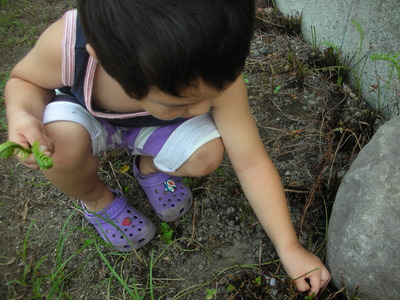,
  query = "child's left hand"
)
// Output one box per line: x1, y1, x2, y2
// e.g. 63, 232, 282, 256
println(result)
279, 244, 331, 295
